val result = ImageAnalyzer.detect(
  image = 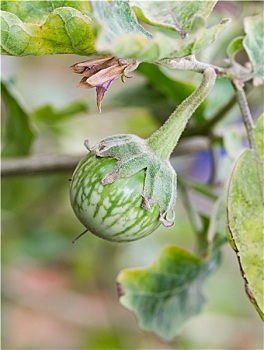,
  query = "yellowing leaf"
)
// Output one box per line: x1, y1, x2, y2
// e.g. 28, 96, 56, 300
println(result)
1, 7, 95, 56
227, 114, 264, 319
0, 1, 92, 24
